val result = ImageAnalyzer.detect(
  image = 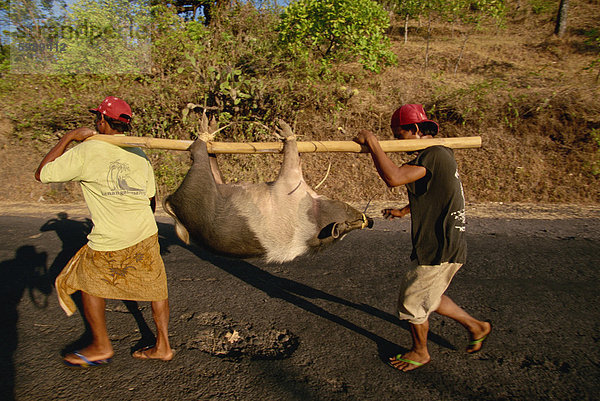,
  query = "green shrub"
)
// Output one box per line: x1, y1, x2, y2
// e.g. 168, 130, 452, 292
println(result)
52, 0, 153, 74
529, 0, 555, 15
277, 0, 397, 73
